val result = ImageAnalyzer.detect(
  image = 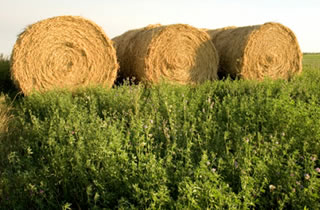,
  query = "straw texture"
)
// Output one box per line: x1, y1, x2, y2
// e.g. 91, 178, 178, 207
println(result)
11, 16, 119, 95
0, 95, 10, 134
113, 24, 219, 84
206, 22, 302, 80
